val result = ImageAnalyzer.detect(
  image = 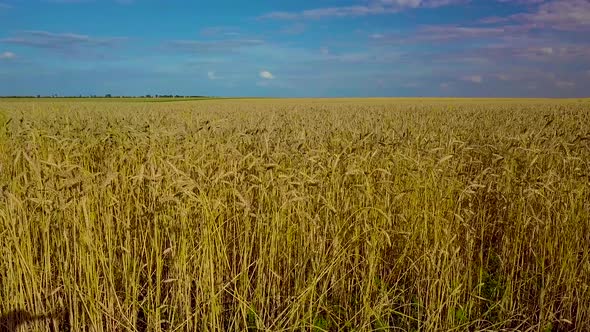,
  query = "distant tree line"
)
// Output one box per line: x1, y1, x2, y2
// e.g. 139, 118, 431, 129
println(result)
0, 94, 209, 98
